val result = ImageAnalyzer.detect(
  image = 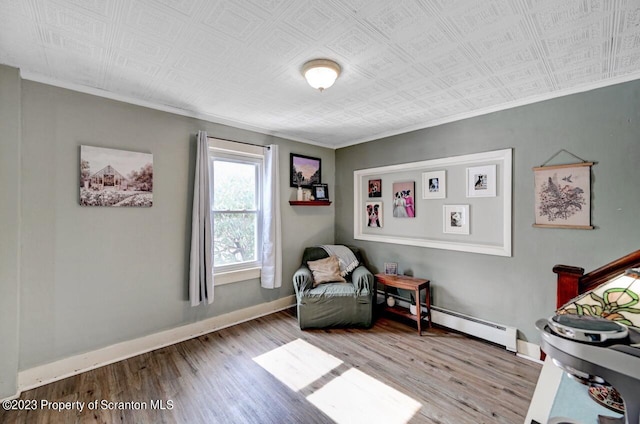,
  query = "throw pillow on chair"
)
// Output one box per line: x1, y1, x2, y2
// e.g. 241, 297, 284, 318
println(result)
307, 255, 346, 286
